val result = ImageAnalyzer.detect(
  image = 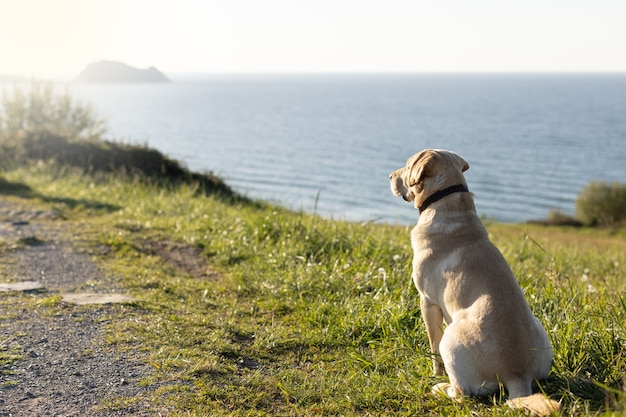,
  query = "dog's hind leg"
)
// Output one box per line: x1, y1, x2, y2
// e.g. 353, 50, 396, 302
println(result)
437, 320, 500, 397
